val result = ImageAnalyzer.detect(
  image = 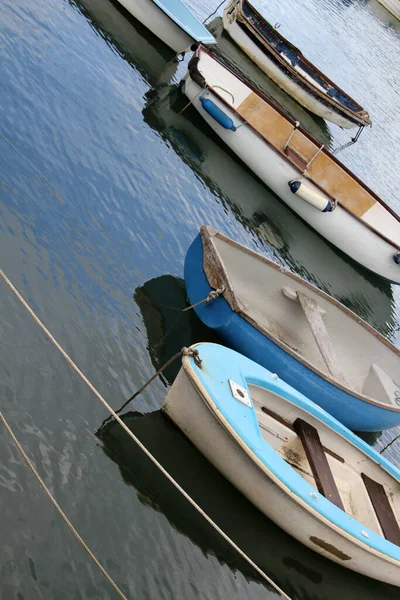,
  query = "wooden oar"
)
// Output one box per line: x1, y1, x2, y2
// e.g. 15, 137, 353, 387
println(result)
282, 286, 350, 388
